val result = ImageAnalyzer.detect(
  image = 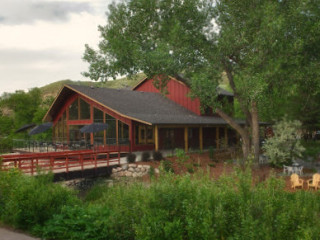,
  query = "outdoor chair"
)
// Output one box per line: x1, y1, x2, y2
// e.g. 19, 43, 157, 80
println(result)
307, 173, 320, 190
290, 173, 304, 189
